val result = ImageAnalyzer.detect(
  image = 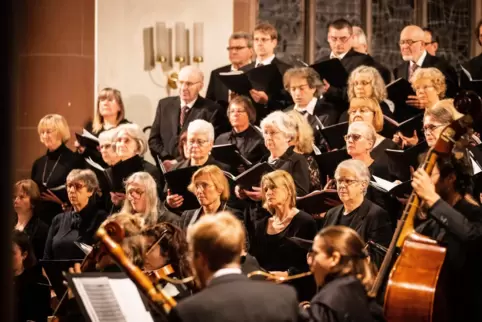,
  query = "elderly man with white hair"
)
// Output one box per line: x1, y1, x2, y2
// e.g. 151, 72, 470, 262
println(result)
148, 65, 227, 172
394, 25, 458, 99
